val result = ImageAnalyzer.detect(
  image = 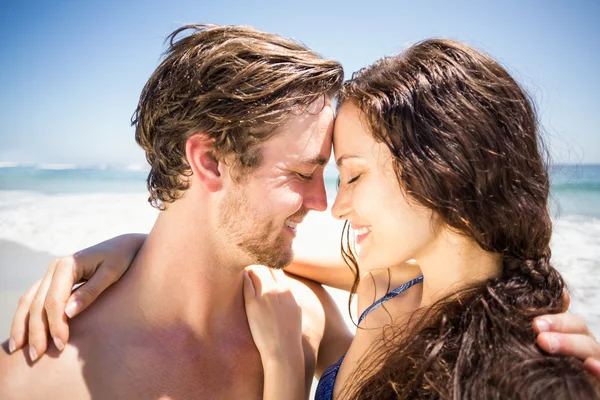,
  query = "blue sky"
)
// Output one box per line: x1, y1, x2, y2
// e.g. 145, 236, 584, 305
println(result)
0, 0, 598, 166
